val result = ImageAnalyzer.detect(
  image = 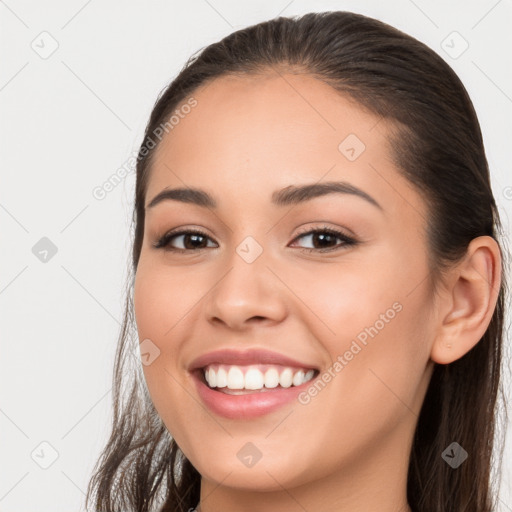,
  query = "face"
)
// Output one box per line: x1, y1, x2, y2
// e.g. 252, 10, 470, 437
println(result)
134, 72, 436, 494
